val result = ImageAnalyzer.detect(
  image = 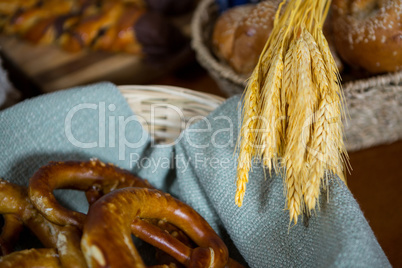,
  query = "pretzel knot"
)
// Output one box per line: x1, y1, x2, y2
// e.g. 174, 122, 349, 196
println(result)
82, 187, 230, 268
1, 160, 244, 267
0, 179, 86, 267
28, 159, 152, 229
